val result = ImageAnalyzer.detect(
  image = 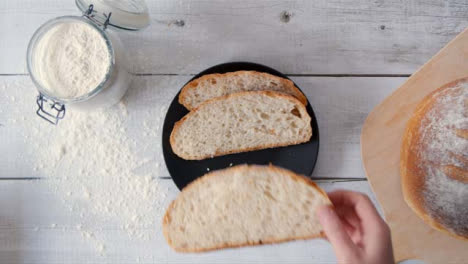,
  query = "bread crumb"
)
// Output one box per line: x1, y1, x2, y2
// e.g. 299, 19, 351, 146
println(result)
97, 243, 106, 255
